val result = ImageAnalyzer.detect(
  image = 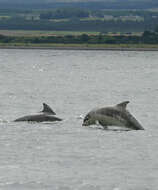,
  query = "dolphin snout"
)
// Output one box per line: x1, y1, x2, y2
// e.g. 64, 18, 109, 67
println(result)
82, 121, 87, 126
